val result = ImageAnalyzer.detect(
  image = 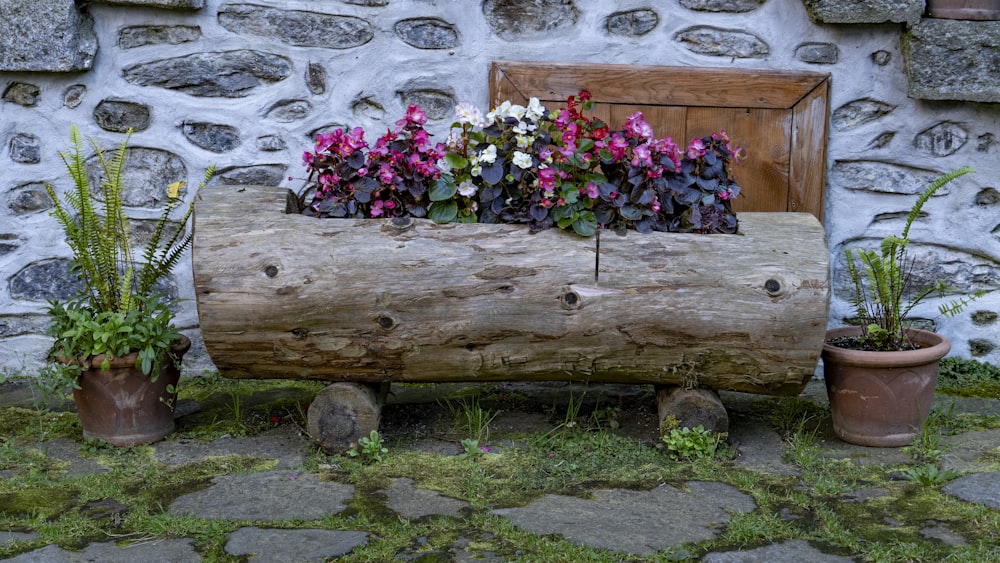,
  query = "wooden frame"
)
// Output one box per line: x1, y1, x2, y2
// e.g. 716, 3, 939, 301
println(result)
490, 61, 831, 221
